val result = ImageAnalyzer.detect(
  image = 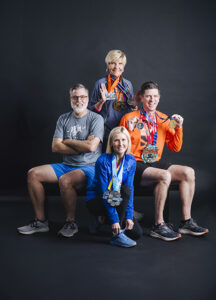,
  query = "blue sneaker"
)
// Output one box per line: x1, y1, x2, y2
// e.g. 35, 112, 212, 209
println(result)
110, 230, 137, 248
